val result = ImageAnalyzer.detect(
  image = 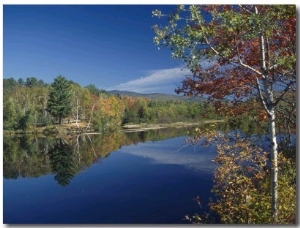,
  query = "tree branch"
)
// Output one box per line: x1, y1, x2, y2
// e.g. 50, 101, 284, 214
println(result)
274, 80, 295, 107
240, 61, 263, 77
234, 35, 263, 77
275, 106, 296, 125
